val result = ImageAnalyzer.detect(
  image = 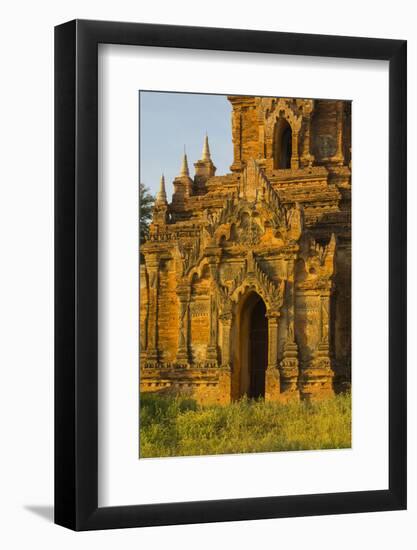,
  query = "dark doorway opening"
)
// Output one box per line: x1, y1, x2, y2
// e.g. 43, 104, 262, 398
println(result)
273, 118, 292, 169
249, 298, 268, 398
